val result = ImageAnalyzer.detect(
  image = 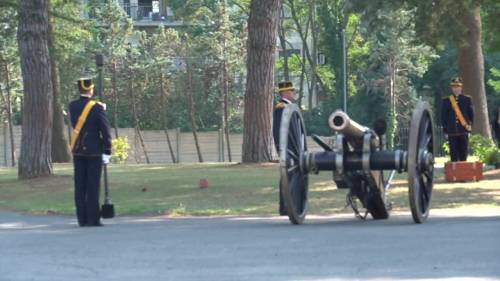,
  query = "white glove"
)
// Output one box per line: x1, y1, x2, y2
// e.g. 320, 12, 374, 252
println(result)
102, 154, 111, 164
98, 102, 107, 111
